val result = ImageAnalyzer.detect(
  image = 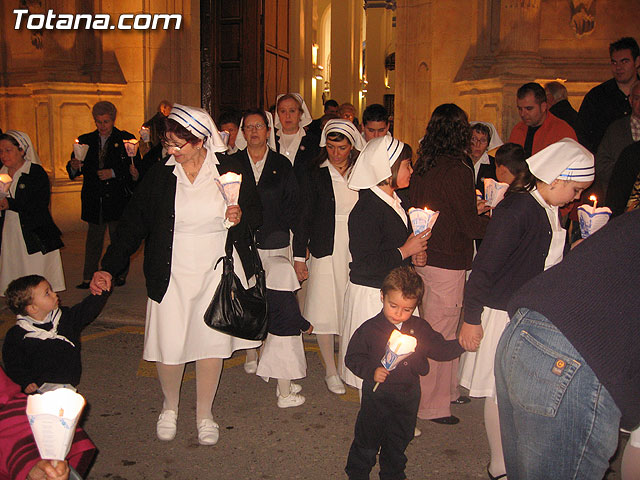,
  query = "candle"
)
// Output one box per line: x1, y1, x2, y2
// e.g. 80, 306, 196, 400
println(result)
139, 126, 151, 143
408, 207, 439, 235
590, 195, 597, 210
373, 329, 417, 392
123, 139, 139, 165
